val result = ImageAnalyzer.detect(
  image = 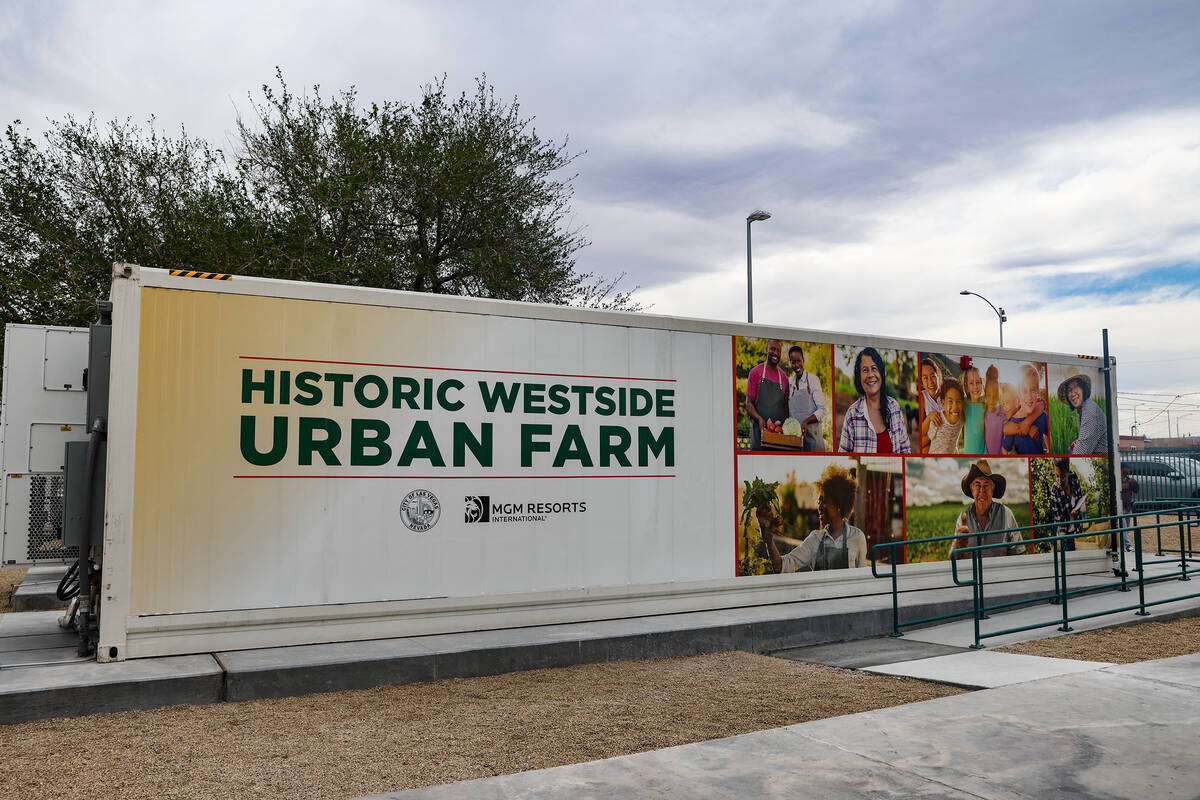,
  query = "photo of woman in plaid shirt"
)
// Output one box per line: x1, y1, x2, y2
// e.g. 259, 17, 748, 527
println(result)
838, 346, 912, 453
